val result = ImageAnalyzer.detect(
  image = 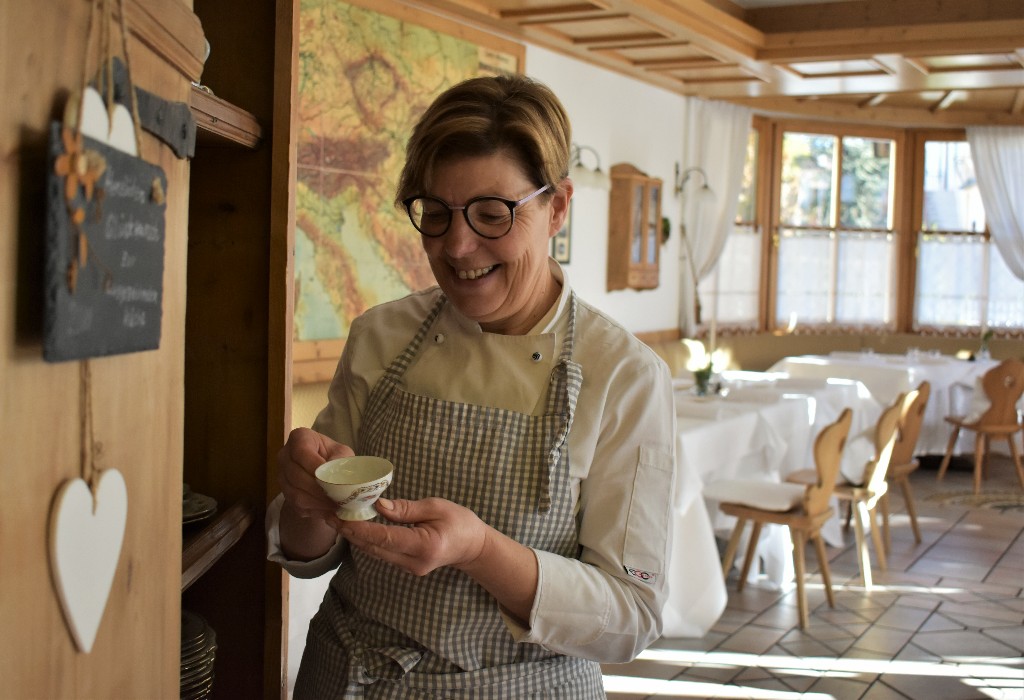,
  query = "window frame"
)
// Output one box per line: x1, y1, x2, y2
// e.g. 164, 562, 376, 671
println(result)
711, 118, 1021, 339
764, 119, 908, 333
